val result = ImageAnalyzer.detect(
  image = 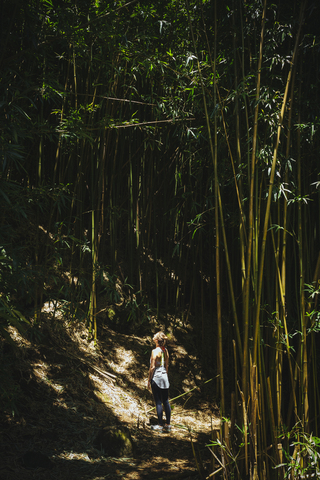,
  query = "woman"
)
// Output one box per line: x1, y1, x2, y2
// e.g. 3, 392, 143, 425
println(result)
147, 331, 171, 432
